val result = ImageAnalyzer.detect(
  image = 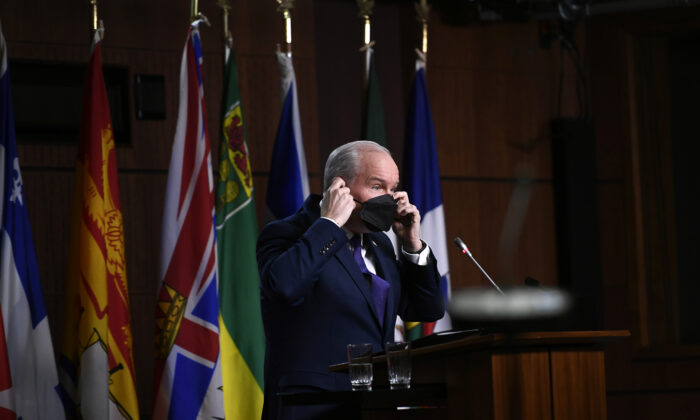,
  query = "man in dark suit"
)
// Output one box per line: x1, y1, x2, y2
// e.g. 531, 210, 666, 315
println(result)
257, 140, 445, 419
